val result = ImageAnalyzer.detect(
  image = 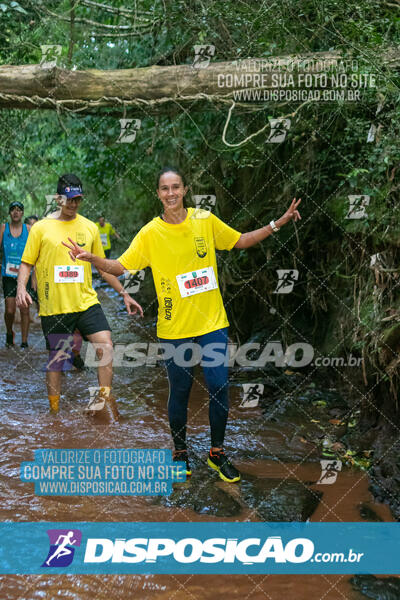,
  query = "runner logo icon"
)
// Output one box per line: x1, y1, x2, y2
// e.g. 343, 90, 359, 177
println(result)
116, 119, 141, 144
192, 45, 215, 69
346, 195, 370, 219
317, 460, 342, 485
267, 118, 291, 143
240, 383, 264, 408
42, 529, 82, 567
124, 270, 145, 294
193, 194, 216, 213
274, 269, 299, 294
40, 45, 62, 69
